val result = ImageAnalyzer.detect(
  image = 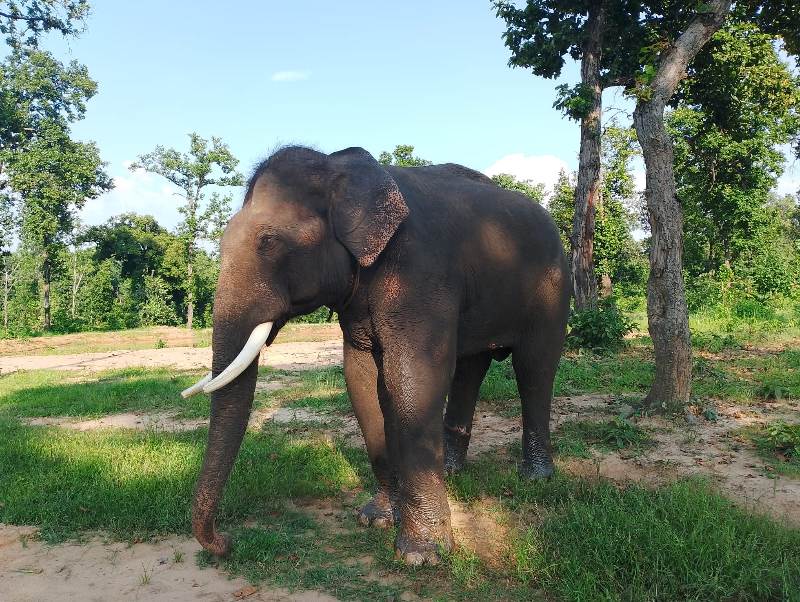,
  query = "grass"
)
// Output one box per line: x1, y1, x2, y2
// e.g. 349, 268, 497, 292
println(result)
513, 478, 800, 601
2, 318, 800, 600
477, 344, 799, 417
265, 366, 351, 413
553, 417, 652, 459
0, 367, 213, 419
0, 418, 360, 542
447, 454, 800, 601
0, 326, 213, 355
739, 420, 800, 478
